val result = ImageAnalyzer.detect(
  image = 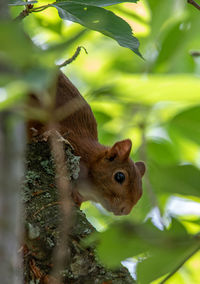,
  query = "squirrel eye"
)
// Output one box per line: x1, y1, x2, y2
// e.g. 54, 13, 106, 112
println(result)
114, 172, 125, 184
